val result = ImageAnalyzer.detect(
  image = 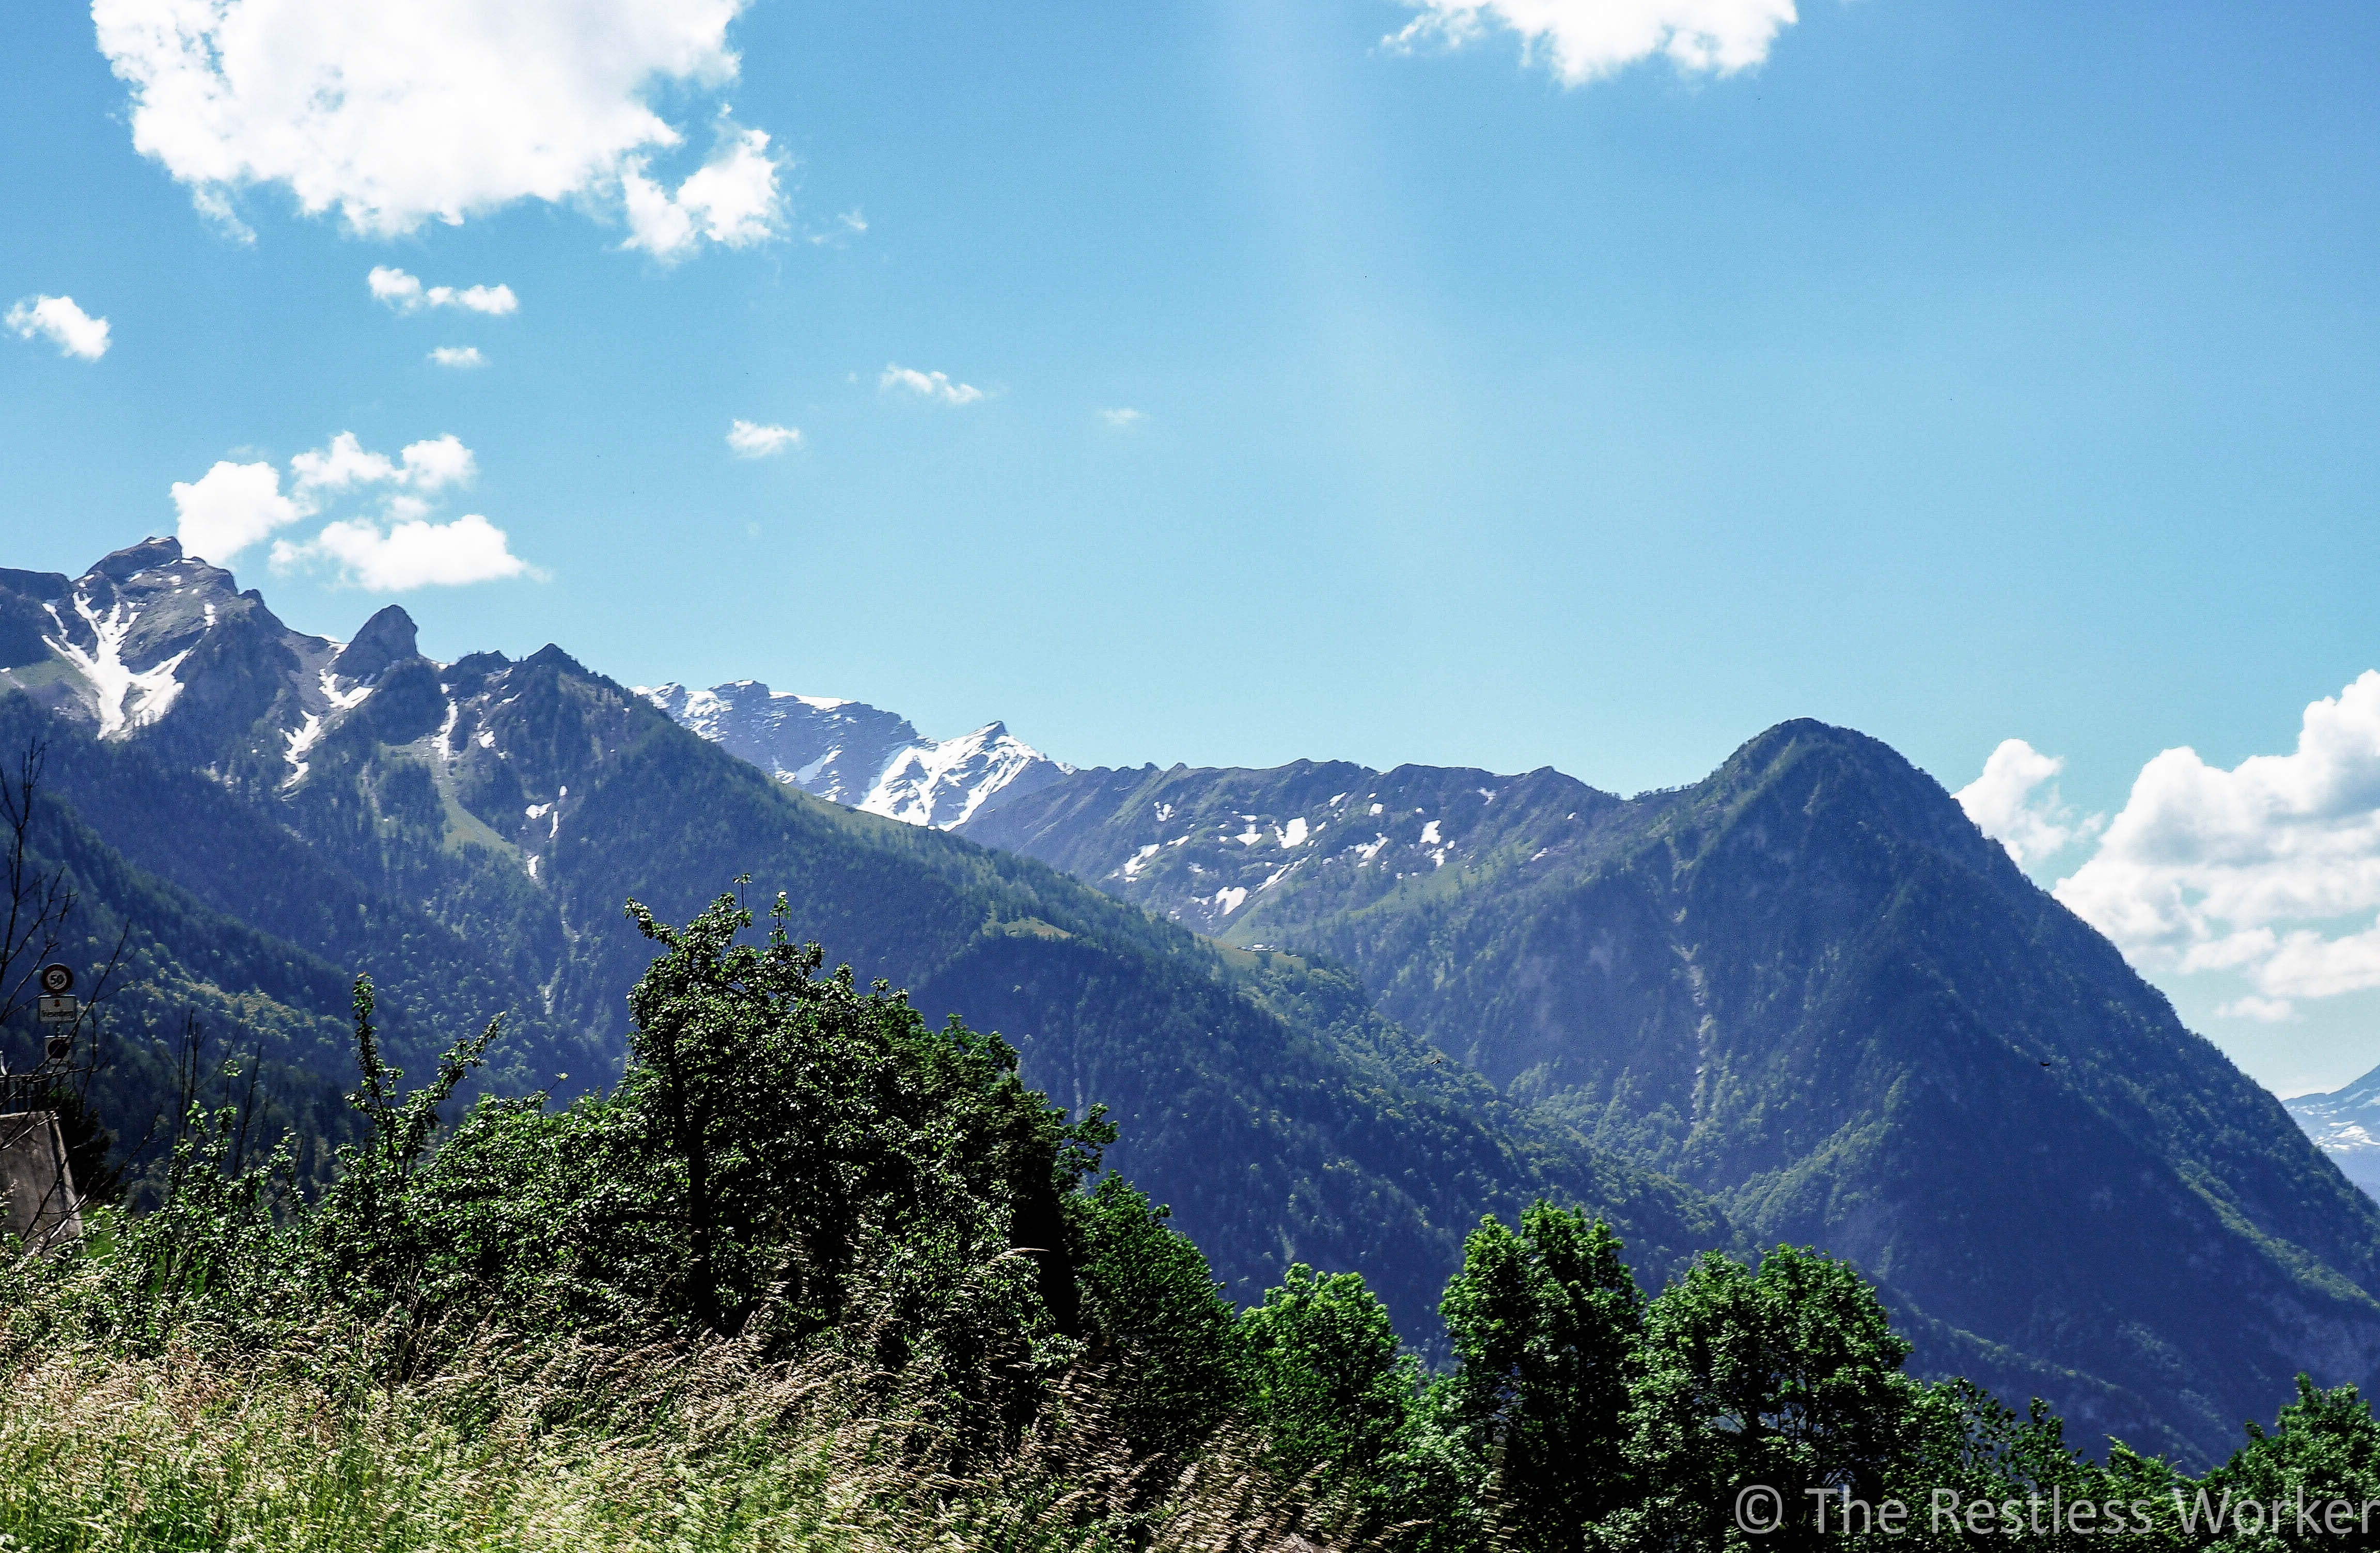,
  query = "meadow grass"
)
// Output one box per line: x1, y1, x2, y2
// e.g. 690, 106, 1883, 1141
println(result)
0, 1295, 1353, 1553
